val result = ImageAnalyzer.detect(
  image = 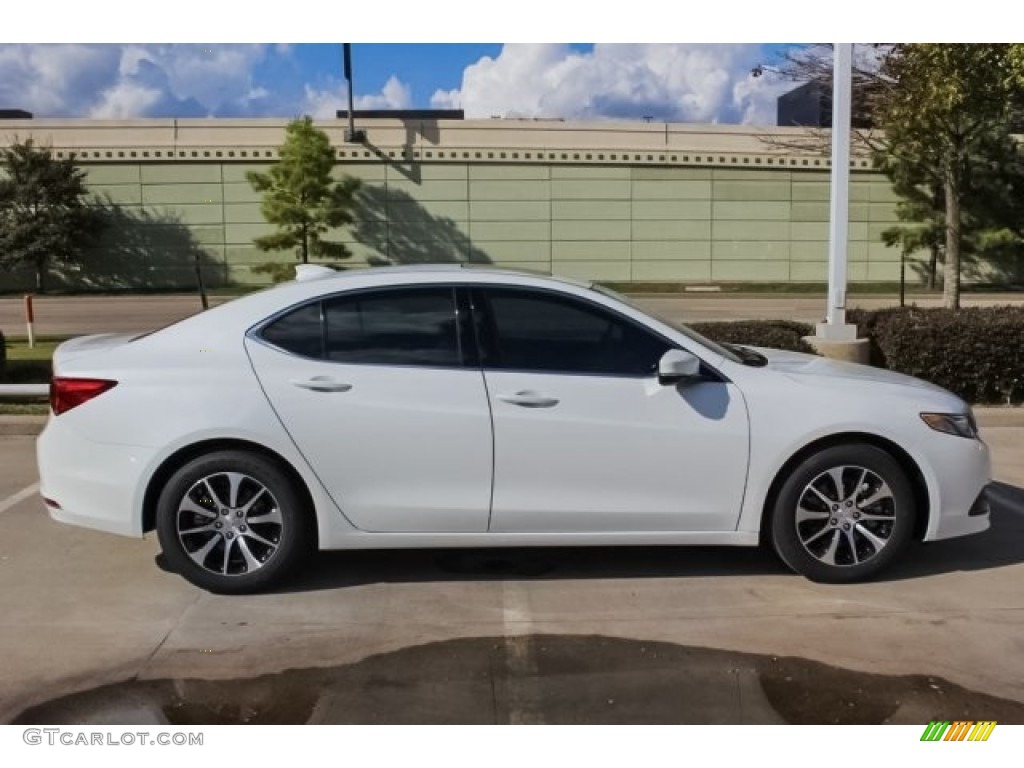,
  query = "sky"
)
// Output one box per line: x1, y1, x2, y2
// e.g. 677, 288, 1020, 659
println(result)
0, 43, 799, 126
